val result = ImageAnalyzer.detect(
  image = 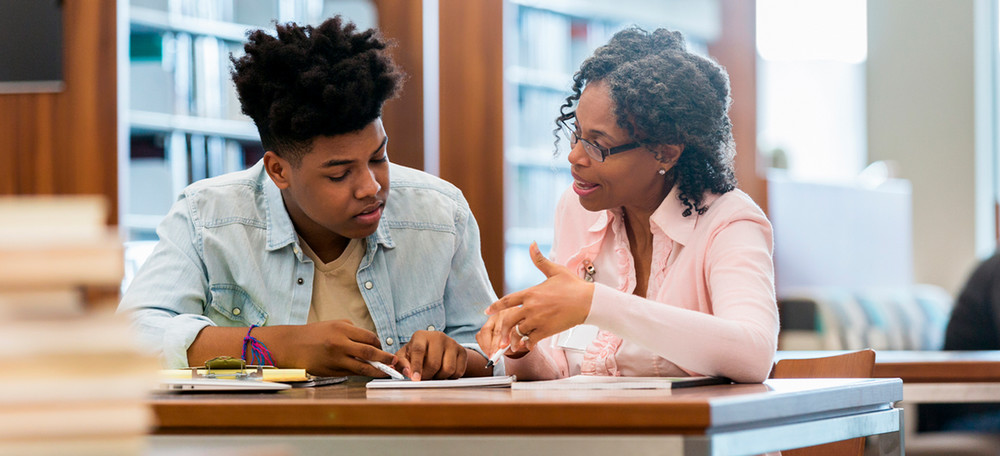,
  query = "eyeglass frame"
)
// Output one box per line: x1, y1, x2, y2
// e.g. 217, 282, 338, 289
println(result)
558, 118, 642, 162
